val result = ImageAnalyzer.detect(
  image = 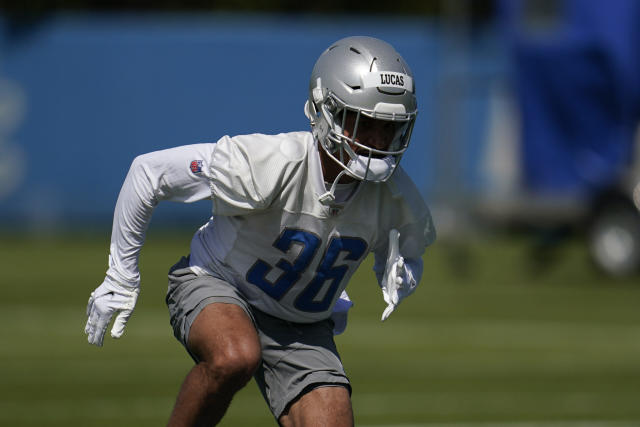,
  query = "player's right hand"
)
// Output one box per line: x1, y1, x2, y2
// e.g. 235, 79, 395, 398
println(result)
381, 229, 417, 321
85, 279, 139, 346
